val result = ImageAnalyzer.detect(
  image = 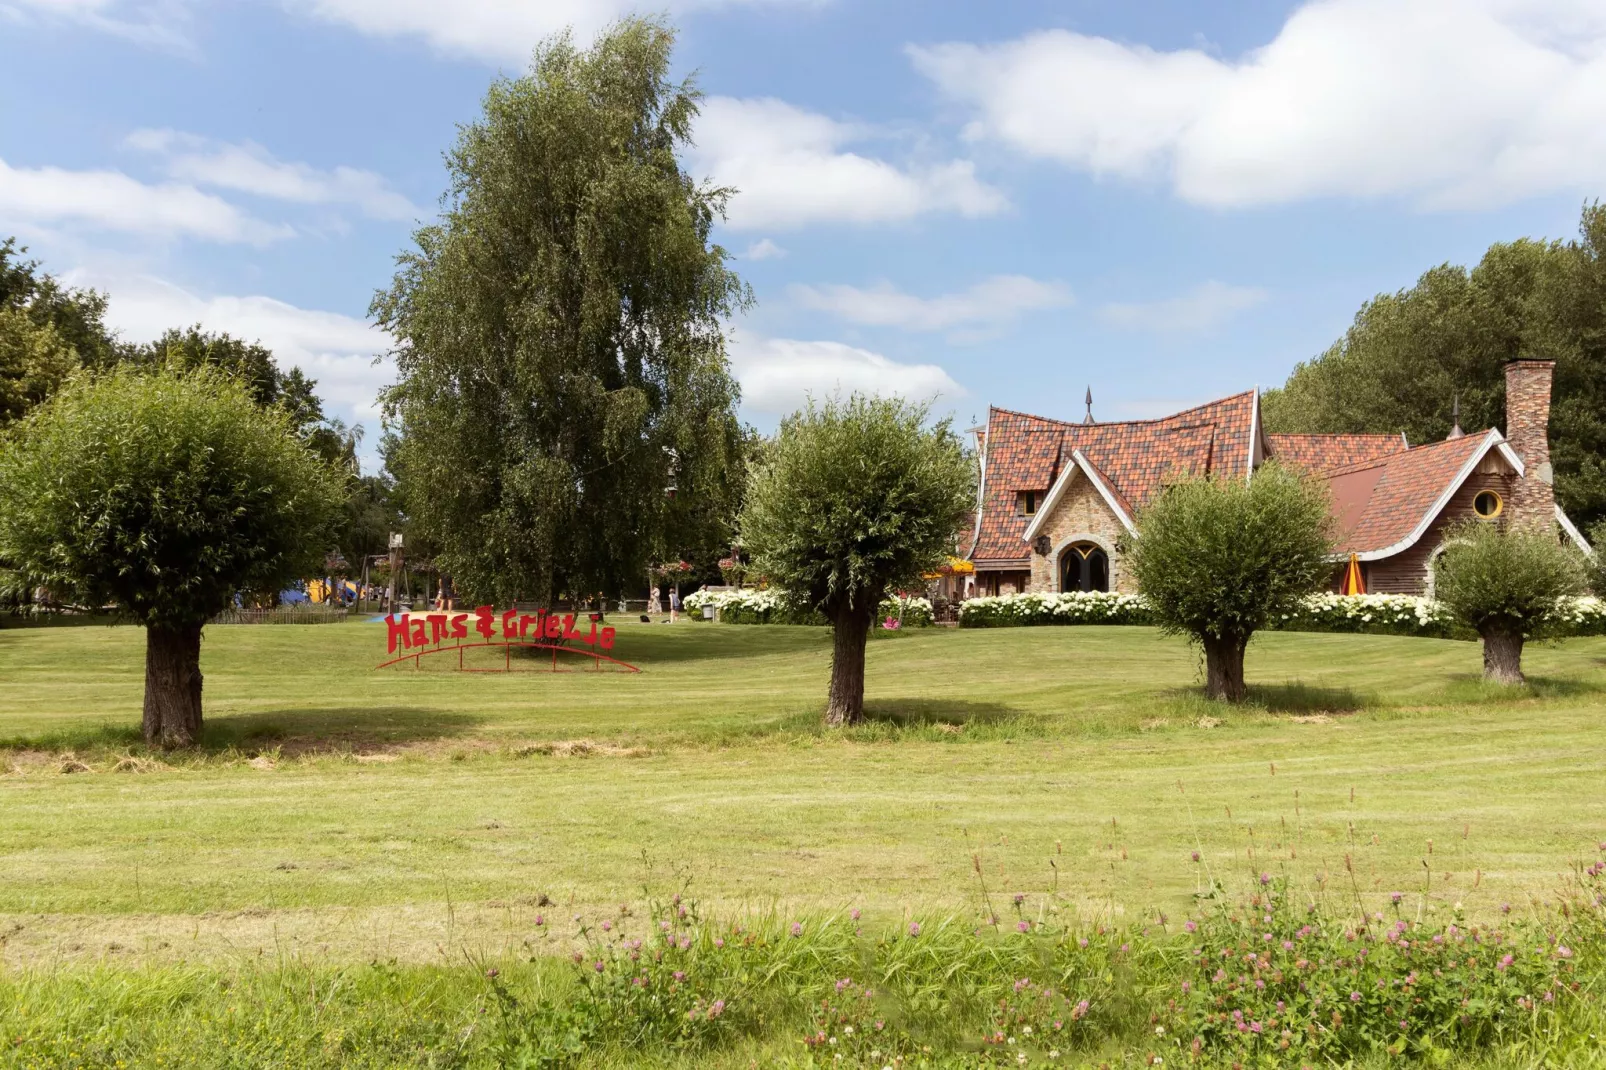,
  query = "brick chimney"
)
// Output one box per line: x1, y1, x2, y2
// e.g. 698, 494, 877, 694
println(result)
1503, 359, 1555, 532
